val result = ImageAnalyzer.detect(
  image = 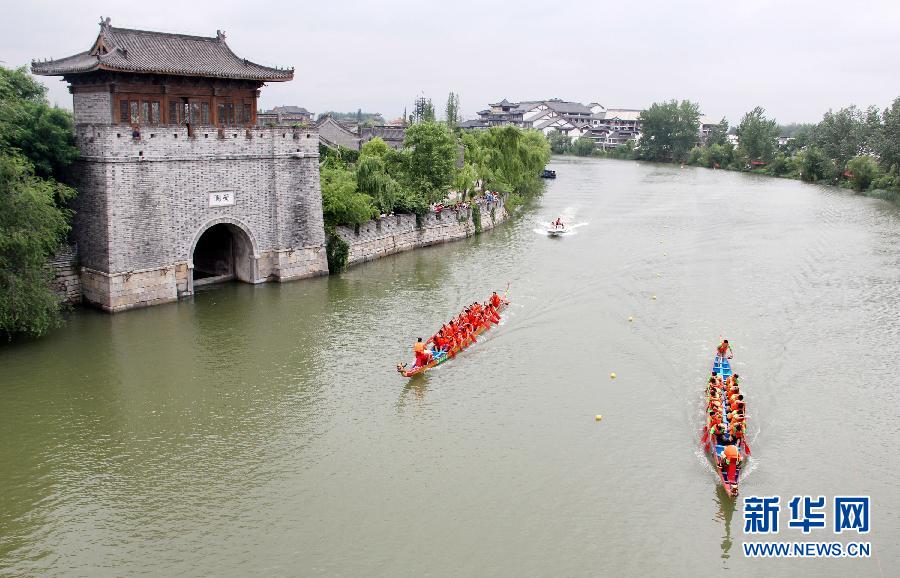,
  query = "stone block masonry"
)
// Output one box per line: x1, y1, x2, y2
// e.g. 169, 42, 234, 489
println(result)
72, 91, 113, 125
70, 124, 329, 312
335, 197, 508, 268
48, 245, 82, 304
